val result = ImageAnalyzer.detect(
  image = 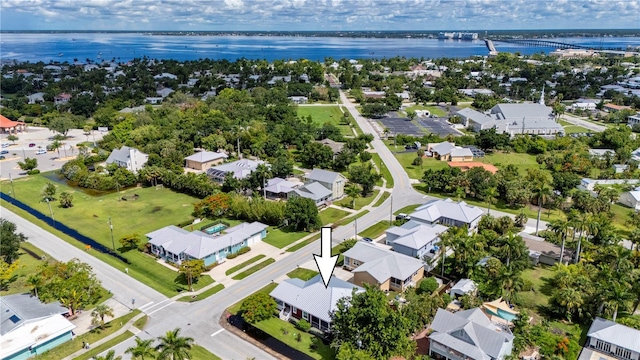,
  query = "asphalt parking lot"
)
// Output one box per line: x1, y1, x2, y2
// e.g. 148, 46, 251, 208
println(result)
417, 117, 461, 136
378, 117, 424, 137
0, 127, 105, 181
